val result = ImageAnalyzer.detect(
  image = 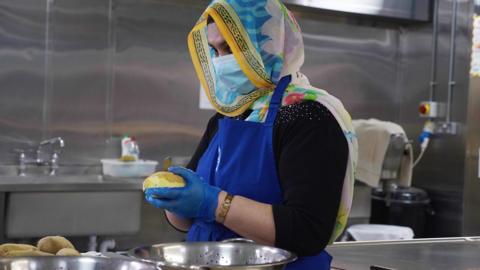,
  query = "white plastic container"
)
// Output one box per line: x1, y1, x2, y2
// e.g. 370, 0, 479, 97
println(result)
101, 159, 158, 178
345, 224, 414, 241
